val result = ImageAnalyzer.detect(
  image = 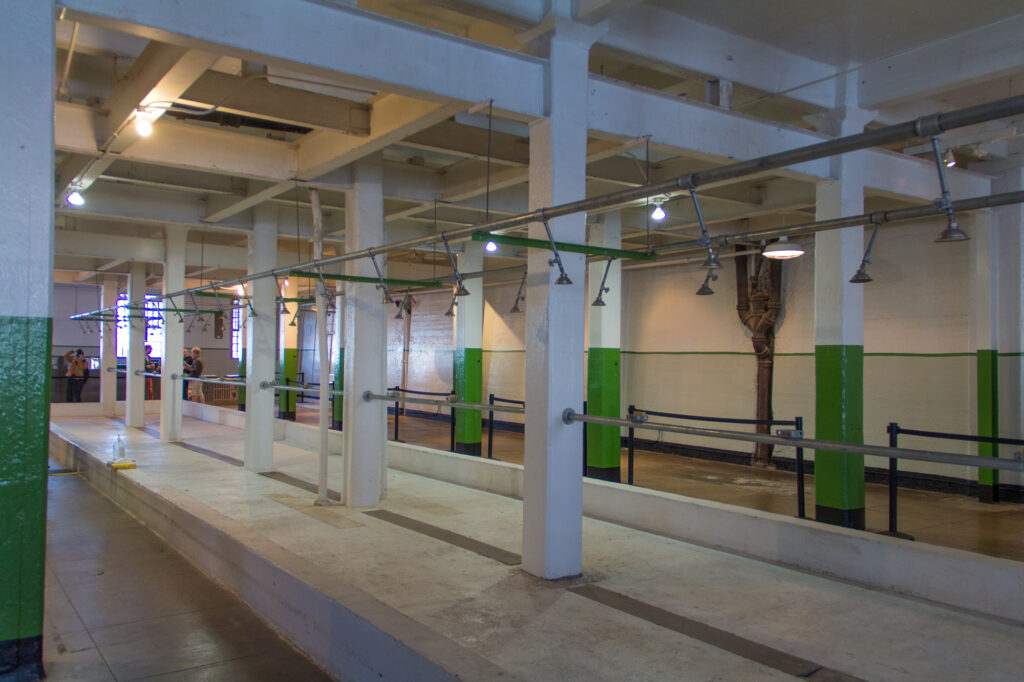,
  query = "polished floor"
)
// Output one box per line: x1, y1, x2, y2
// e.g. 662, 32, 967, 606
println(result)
293, 403, 1024, 562
42, 465, 333, 681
